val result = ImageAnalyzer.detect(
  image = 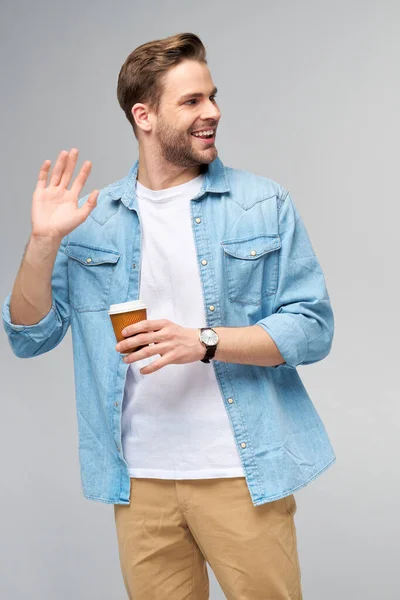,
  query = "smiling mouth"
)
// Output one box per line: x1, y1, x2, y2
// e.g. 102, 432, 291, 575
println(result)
190, 129, 216, 144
